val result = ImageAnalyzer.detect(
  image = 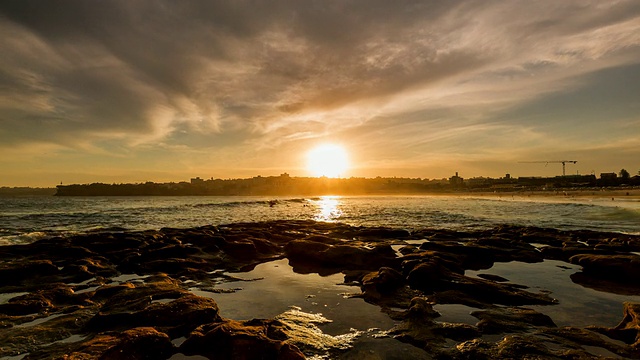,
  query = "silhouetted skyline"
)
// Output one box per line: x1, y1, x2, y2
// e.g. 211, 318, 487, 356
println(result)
1, 1, 640, 186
